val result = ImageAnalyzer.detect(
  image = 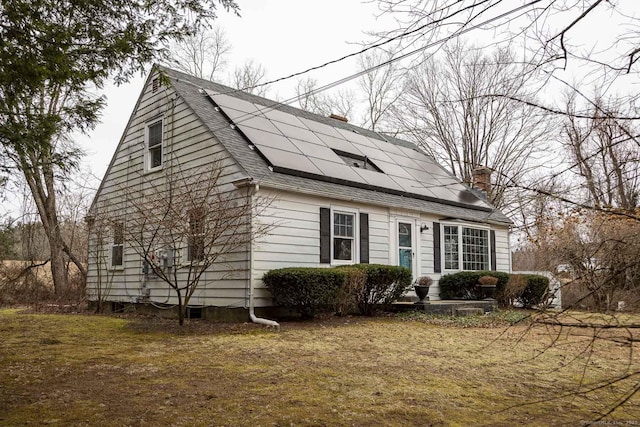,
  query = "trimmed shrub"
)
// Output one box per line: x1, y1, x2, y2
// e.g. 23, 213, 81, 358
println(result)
499, 274, 527, 307
499, 274, 550, 308
439, 271, 510, 300
340, 264, 413, 315
333, 267, 366, 316
262, 268, 346, 318
519, 274, 550, 308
